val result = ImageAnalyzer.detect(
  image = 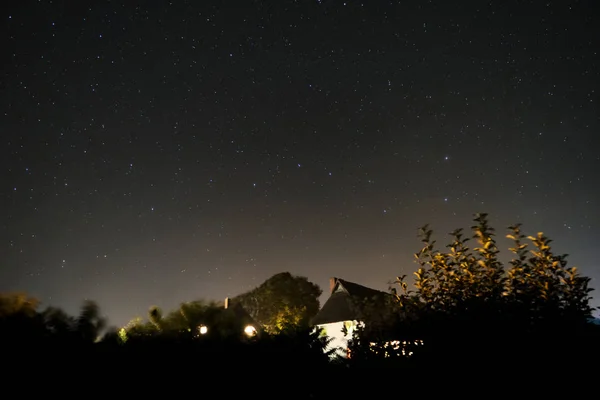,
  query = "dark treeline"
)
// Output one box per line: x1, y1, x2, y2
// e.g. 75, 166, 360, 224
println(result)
2, 214, 599, 393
